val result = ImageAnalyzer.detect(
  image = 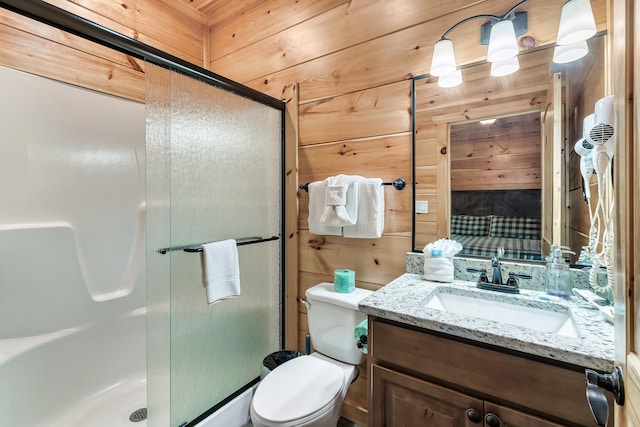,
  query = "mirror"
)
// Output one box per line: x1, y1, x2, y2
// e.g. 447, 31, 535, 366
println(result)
413, 33, 607, 266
